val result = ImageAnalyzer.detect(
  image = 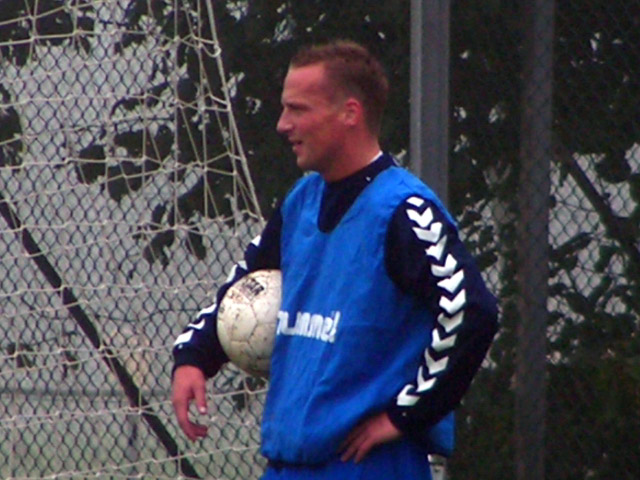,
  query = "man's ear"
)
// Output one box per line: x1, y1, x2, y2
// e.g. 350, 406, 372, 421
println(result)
342, 98, 364, 127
